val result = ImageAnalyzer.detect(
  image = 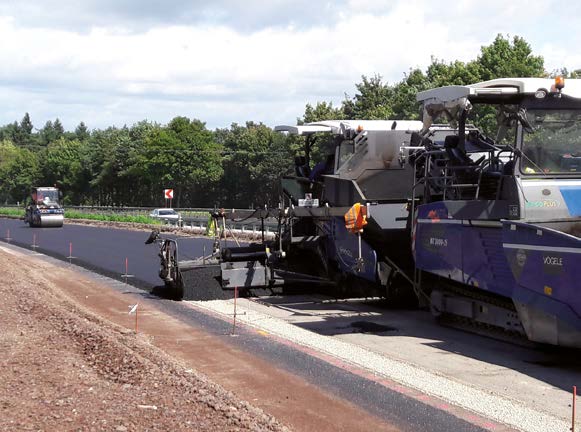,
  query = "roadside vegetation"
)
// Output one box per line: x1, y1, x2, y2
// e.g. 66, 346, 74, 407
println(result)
0, 35, 567, 209
0, 208, 21, 217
